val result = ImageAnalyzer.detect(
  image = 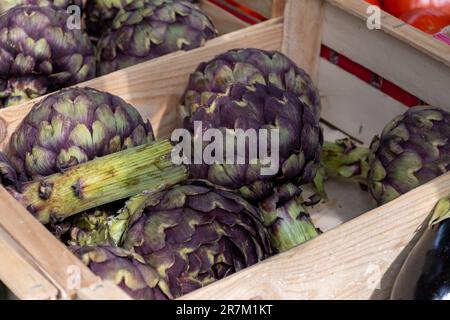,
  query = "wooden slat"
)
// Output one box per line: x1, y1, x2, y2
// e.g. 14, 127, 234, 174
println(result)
76, 281, 131, 300
322, 1, 450, 111
0, 226, 58, 300
0, 187, 128, 299
318, 59, 407, 144
271, 0, 286, 17
200, 0, 249, 34
0, 18, 283, 150
183, 172, 450, 300
325, 0, 450, 67
282, 0, 325, 83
